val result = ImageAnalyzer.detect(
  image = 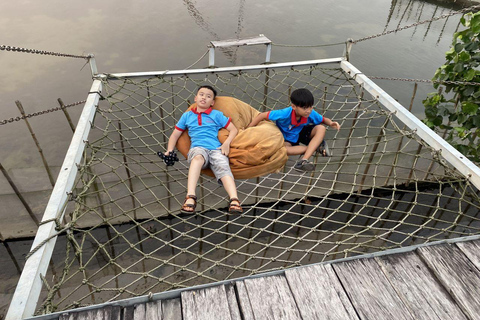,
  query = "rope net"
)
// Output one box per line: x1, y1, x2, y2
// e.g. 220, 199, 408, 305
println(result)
37, 62, 480, 314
